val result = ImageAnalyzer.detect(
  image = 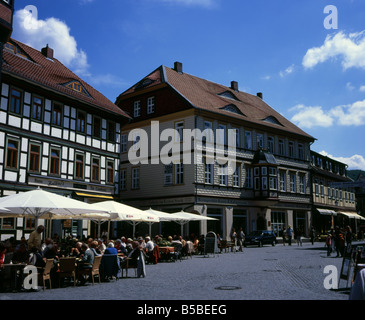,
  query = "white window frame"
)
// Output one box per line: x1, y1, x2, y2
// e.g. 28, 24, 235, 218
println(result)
147, 96, 155, 114
175, 163, 184, 185
244, 131, 252, 150
133, 100, 141, 117
233, 164, 240, 187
